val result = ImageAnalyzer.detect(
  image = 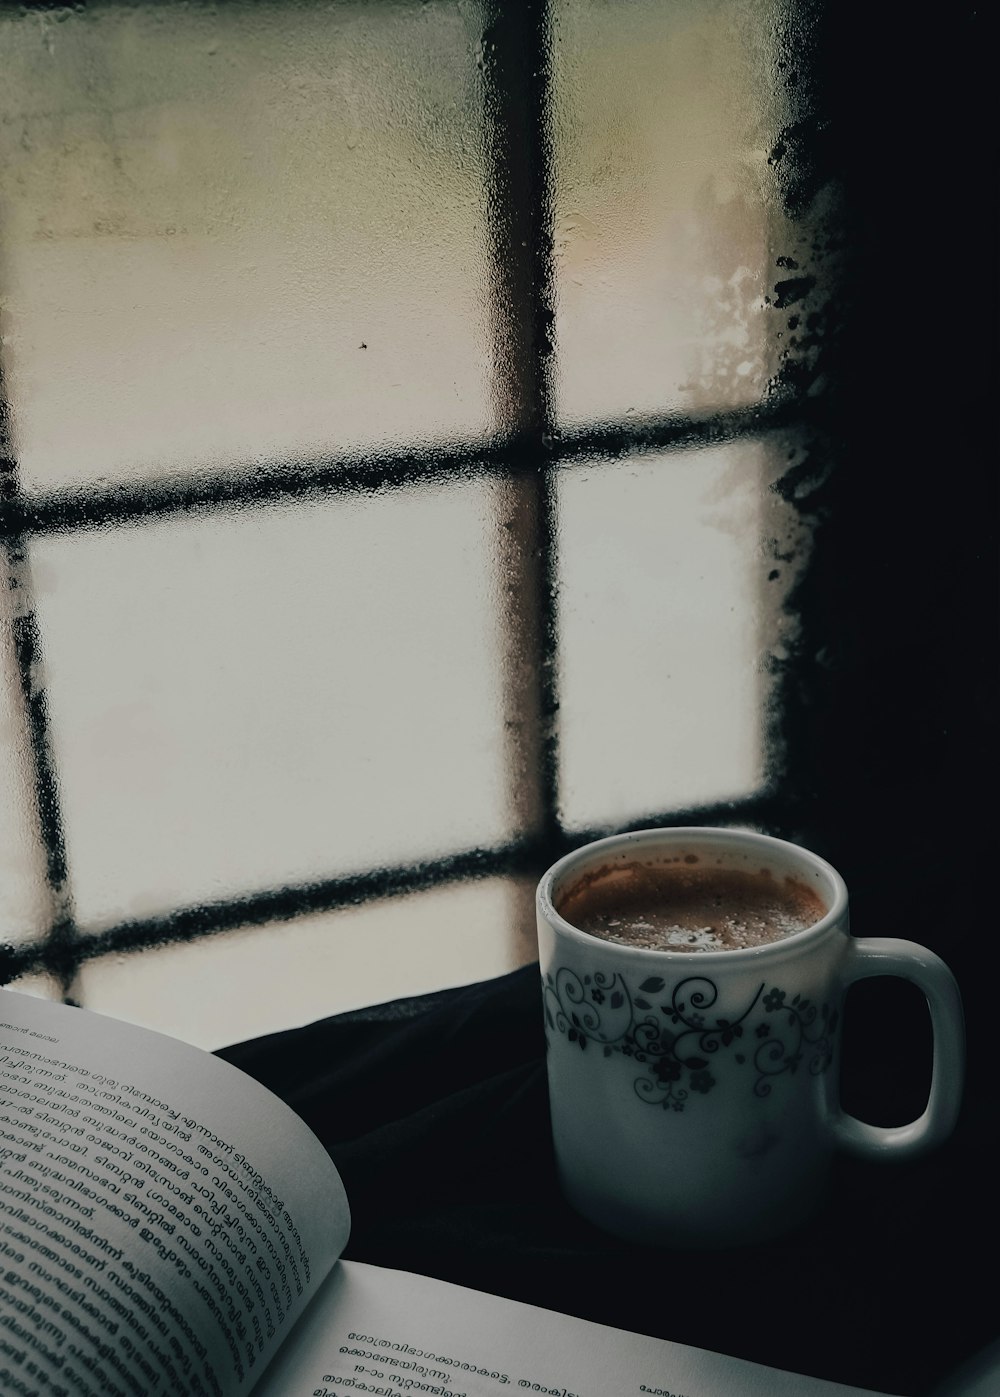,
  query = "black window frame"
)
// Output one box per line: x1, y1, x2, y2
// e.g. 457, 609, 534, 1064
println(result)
0, 0, 836, 1005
